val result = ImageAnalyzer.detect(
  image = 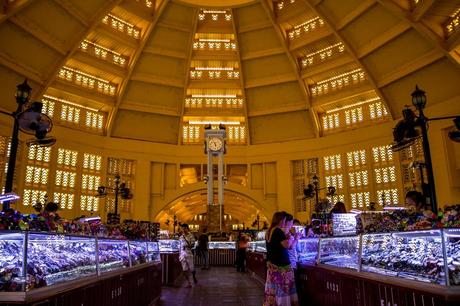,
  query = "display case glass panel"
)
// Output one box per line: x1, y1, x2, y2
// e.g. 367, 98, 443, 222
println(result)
208, 241, 236, 249
129, 241, 148, 266
362, 230, 445, 284
97, 238, 130, 273
297, 238, 319, 264
444, 228, 460, 286
27, 233, 97, 290
0, 231, 25, 292
254, 240, 266, 253
318, 236, 360, 270
159, 239, 181, 253
147, 242, 161, 263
